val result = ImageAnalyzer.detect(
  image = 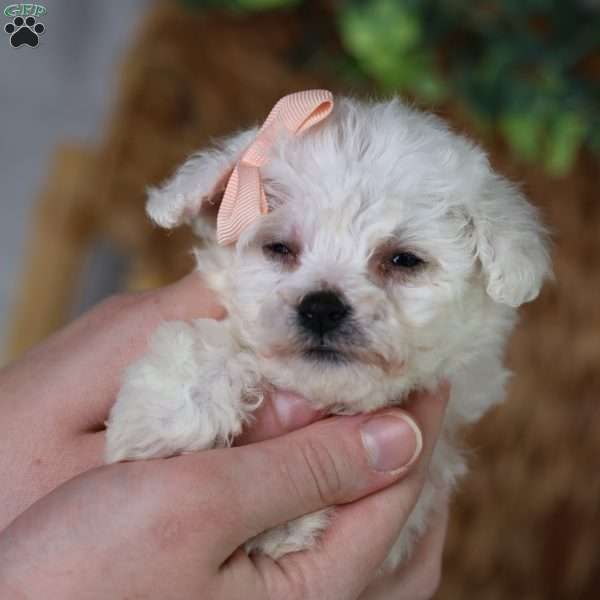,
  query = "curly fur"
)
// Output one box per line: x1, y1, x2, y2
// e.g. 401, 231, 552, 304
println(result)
105, 96, 551, 569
